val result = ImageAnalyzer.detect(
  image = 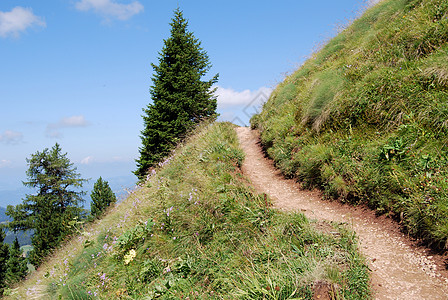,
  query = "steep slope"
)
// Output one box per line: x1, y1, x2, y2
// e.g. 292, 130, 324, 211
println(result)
236, 127, 448, 299
251, 0, 448, 250
6, 122, 369, 299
